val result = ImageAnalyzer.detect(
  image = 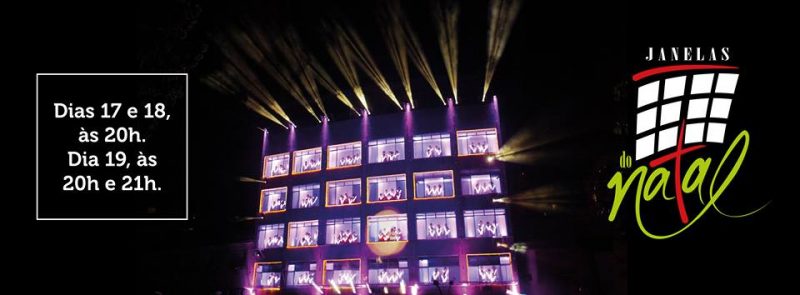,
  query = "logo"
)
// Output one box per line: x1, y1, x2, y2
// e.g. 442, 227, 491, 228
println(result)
606, 50, 769, 239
